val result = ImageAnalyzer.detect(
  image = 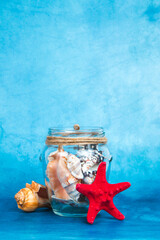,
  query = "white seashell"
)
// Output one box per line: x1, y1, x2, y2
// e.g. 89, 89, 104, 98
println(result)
82, 160, 95, 172
83, 176, 95, 184
77, 149, 99, 173
67, 154, 83, 179
57, 154, 81, 202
